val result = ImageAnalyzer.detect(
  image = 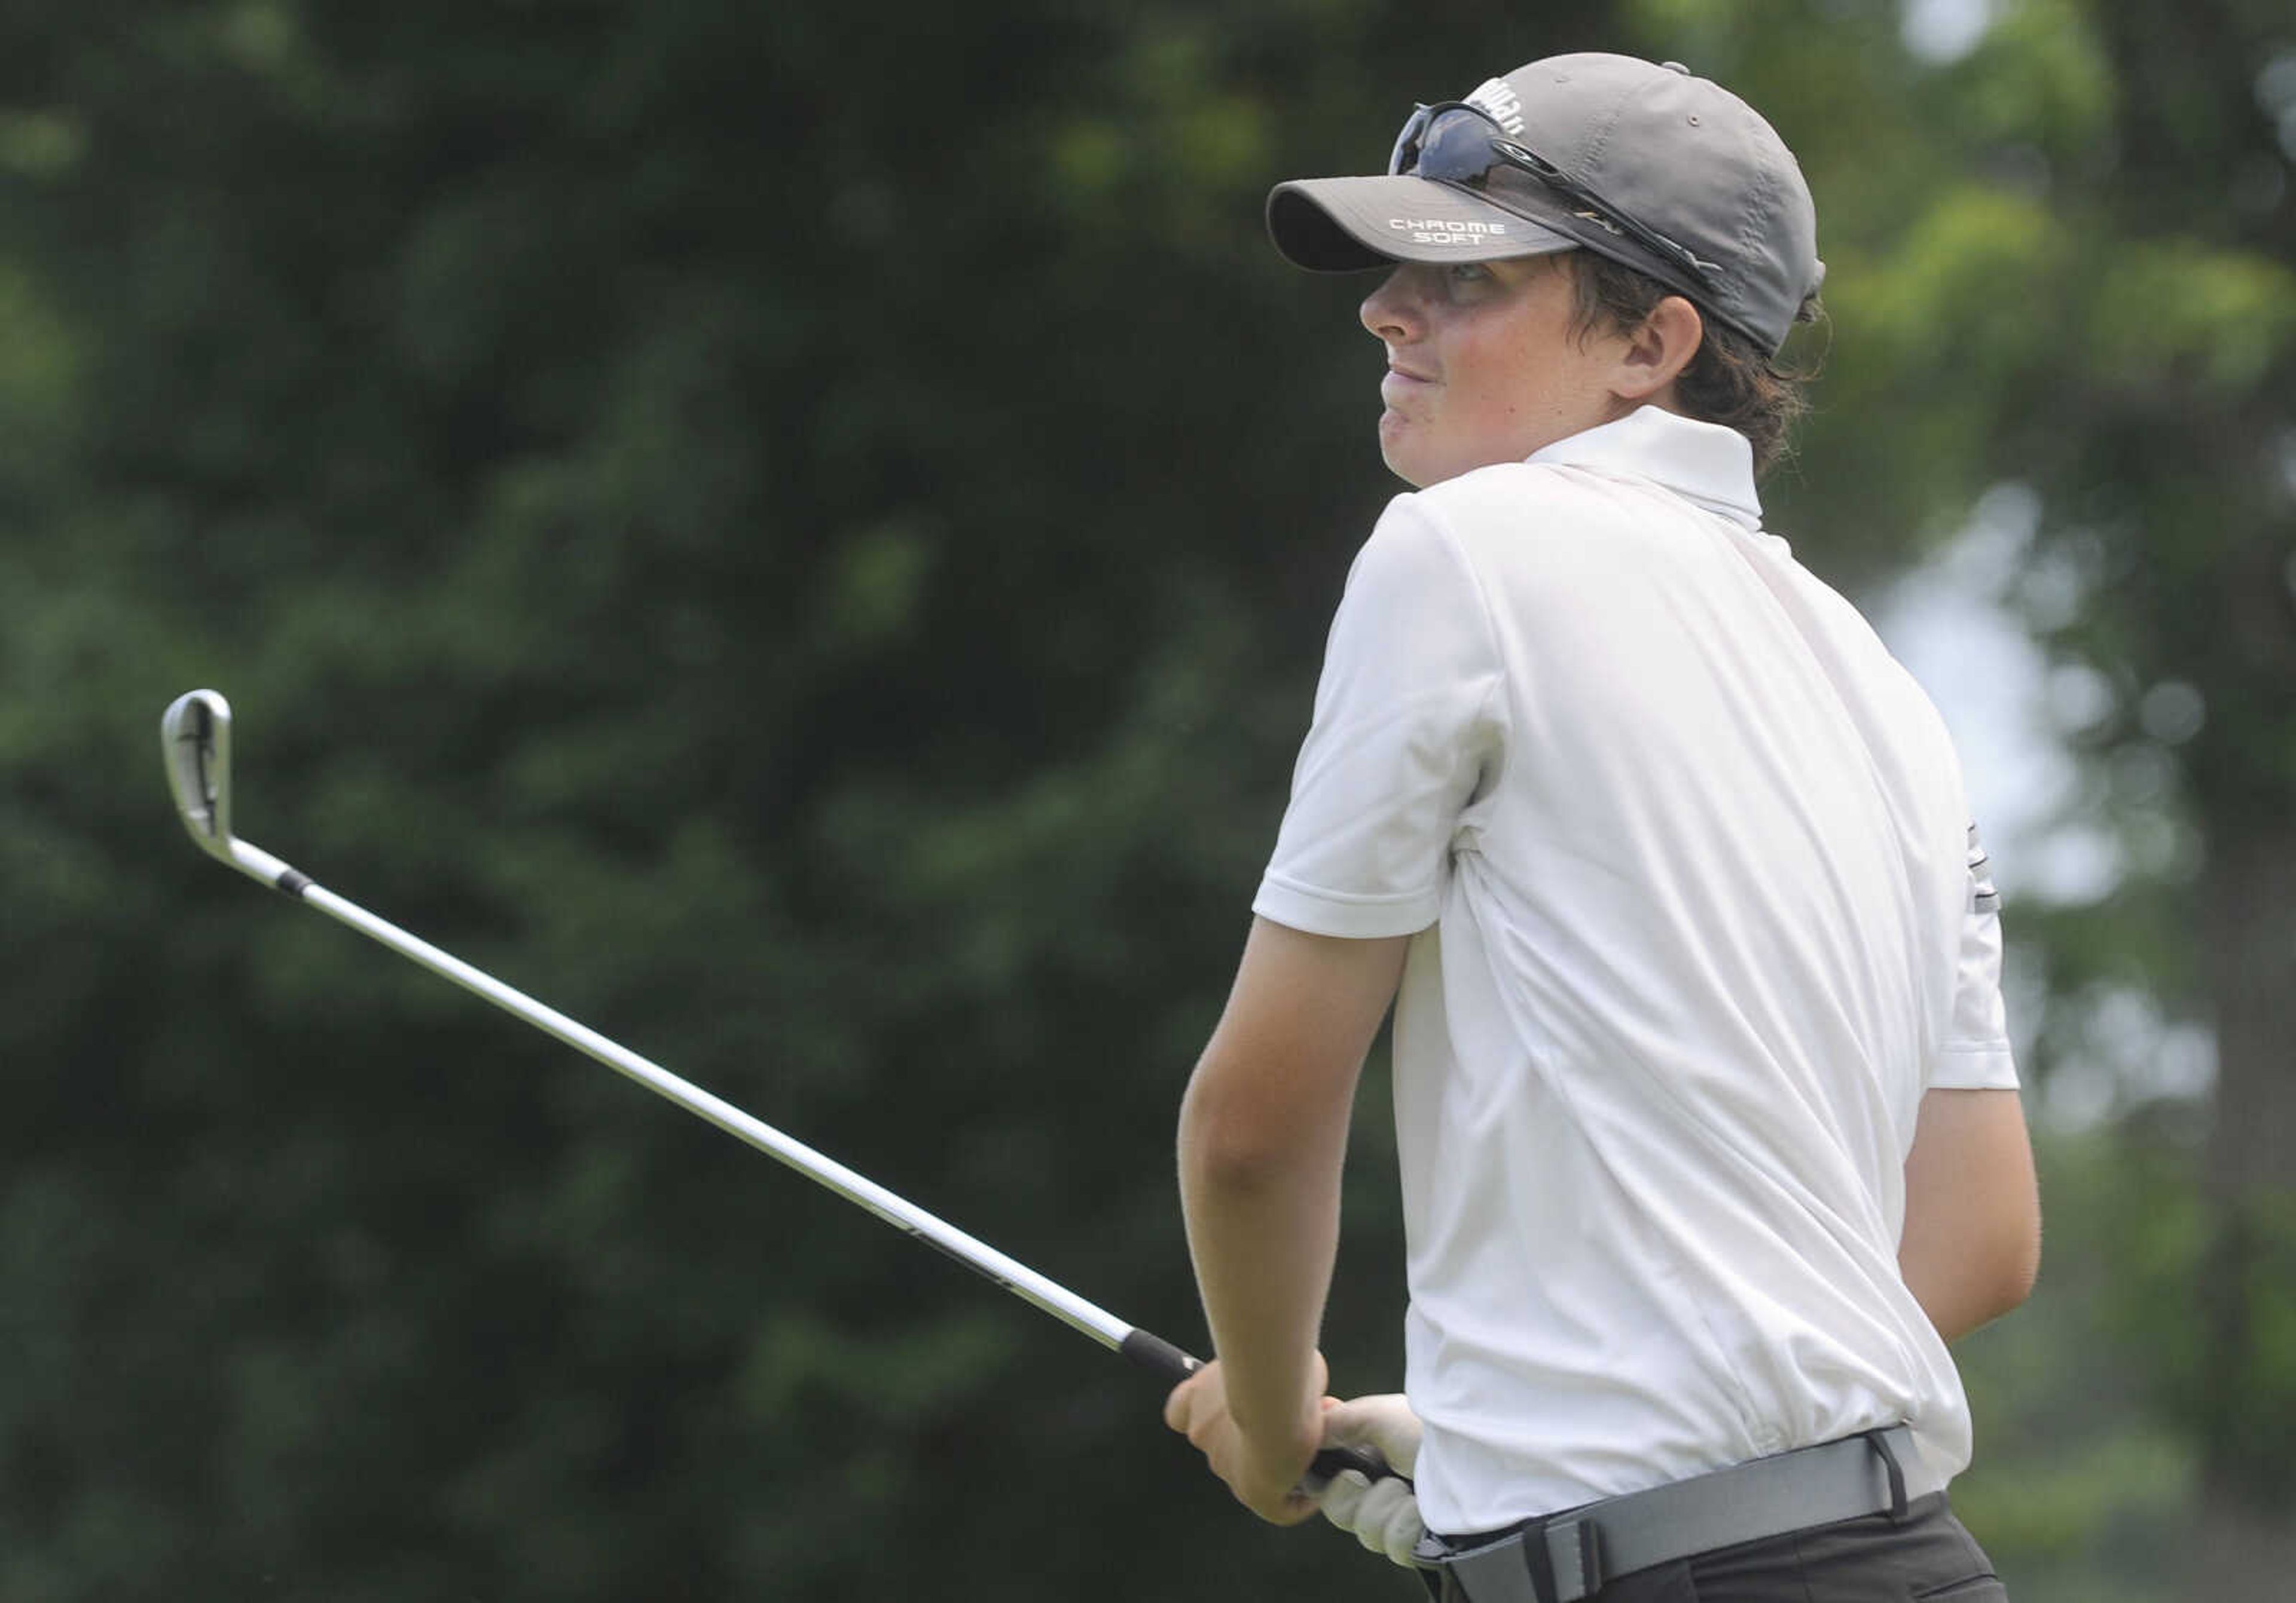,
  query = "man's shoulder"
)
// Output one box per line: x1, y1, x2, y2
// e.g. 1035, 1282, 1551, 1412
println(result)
1381, 459, 1690, 602
1400, 458, 1592, 528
